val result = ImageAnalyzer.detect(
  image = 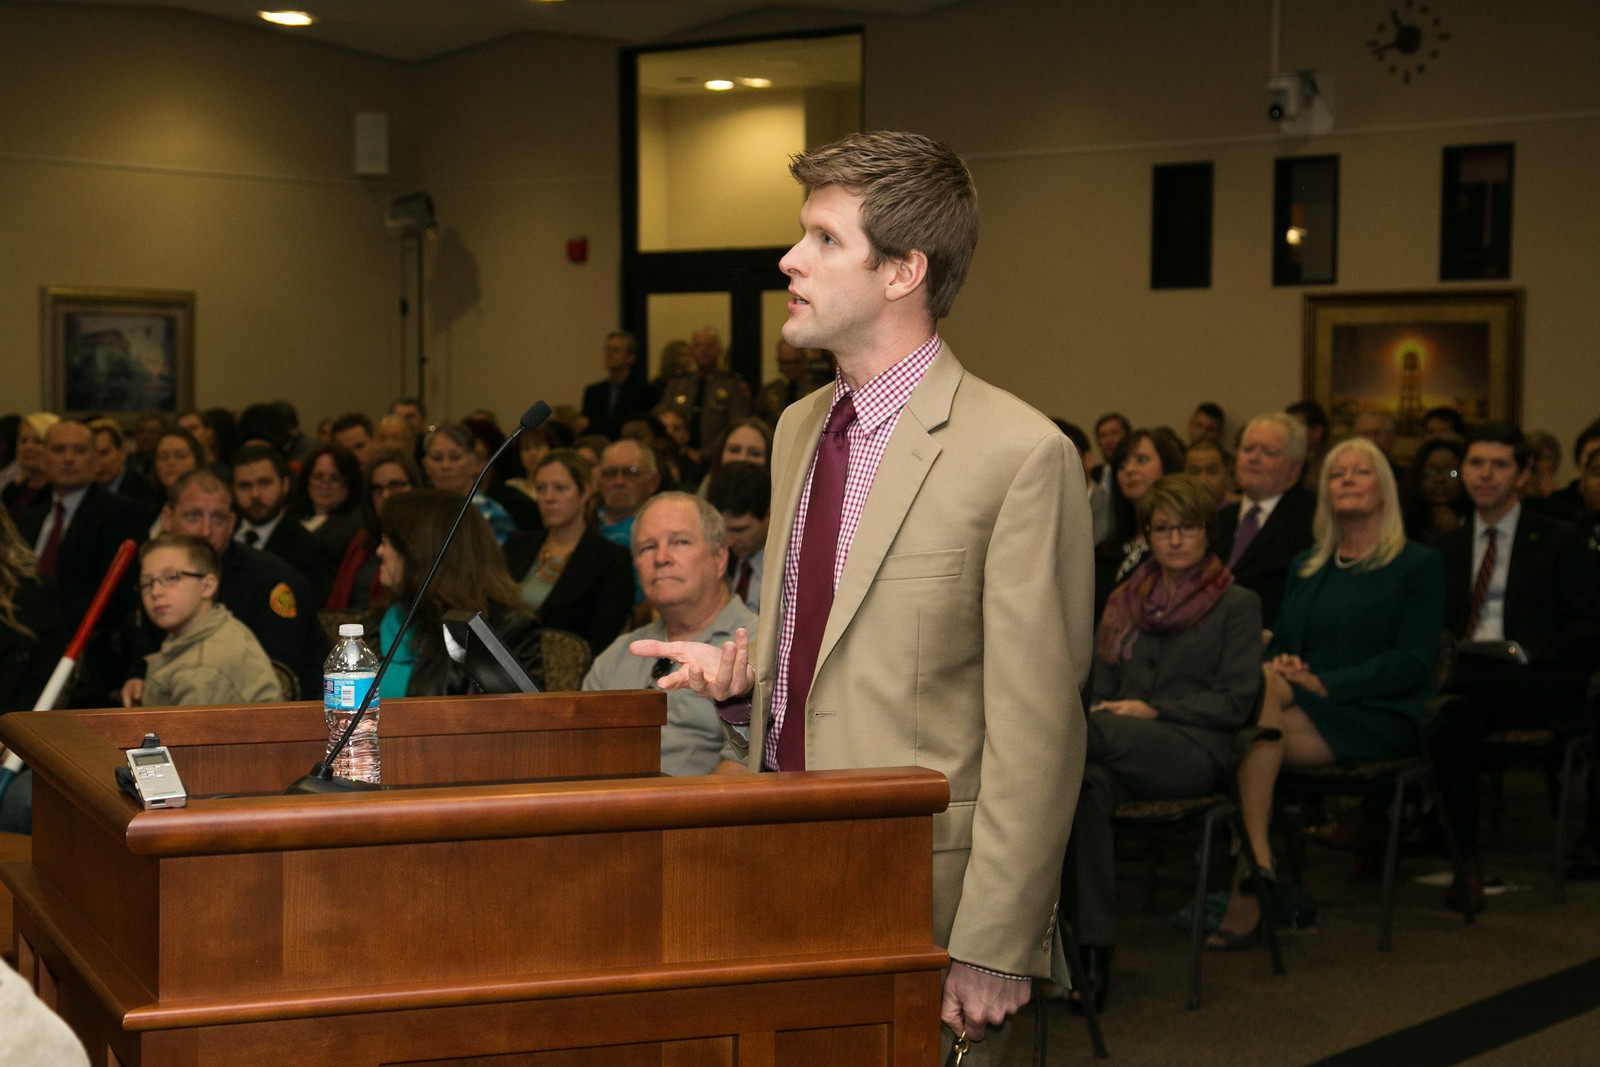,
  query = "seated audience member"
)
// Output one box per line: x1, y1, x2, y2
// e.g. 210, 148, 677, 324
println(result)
390, 397, 427, 440
696, 417, 772, 495
659, 327, 752, 461
236, 402, 298, 465
126, 413, 167, 479
421, 424, 518, 542
0, 414, 18, 492
1430, 424, 1600, 901
370, 489, 545, 696
17, 419, 147, 705
648, 407, 701, 490
330, 413, 376, 470
148, 429, 207, 532
1400, 436, 1470, 543
1286, 399, 1330, 493
755, 339, 828, 428
291, 444, 366, 557
650, 339, 695, 404
1523, 430, 1561, 500
373, 413, 416, 457
4, 413, 58, 521
573, 434, 610, 469
1422, 405, 1466, 439
1093, 428, 1183, 618
0, 509, 66, 713
1211, 438, 1445, 946
1091, 413, 1130, 496
1056, 419, 1112, 546
596, 438, 662, 551
231, 443, 337, 606
582, 492, 755, 775
326, 448, 421, 611
125, 470, 329, 704
1187, 402, 1226, 445
136, 534, 282, 706
581, 330, 656, 441
706, 461, 771, 615
503, 450, 633, 657
1577, 444, 1600, 555
89, 420, 163, 514
1529, 417, 1600, 522
1070, 475, 1262, 1009
503, 424, 562, 501
1353, 411, 1402, 472
201, 407, 238, 470
1183, 439, 1236, 509
1215, 413, 1316, 630
274, 400, 317, 467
